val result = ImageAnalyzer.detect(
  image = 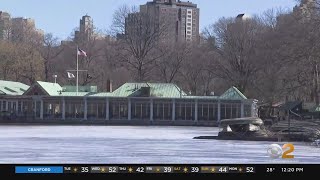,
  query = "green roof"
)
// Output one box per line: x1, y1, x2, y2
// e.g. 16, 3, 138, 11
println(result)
5, 80, 250, 101
91, 92, 114, 97
62, 85, 98, 93
60, 92, 90, 96
112, 83, 187, 98
49, 92, 114, 97
184, 96, 220, 99
220, 86, 247, 100
313, 106, 320, 112
37, 81, 62, 96
0, 80, 29, 95
27, 81, 111, 97
308, 104, 320, 112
